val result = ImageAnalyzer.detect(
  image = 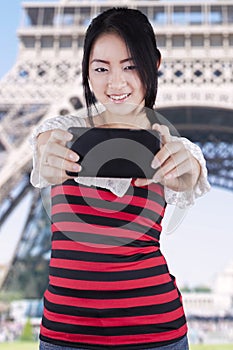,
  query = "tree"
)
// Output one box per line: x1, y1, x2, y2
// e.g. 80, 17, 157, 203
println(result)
20, 318, 34, 341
